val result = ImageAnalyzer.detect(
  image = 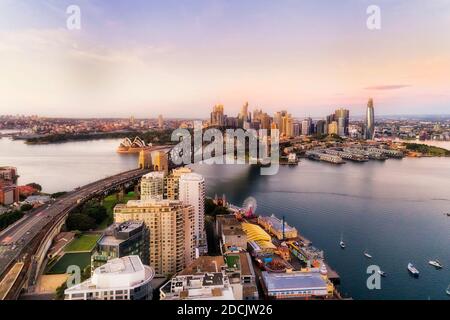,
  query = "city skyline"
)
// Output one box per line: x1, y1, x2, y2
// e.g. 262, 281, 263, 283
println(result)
1, 0, 450, 118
